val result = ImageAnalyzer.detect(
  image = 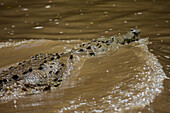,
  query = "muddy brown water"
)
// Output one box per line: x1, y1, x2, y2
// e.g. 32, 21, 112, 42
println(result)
0, 0, 170, 113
